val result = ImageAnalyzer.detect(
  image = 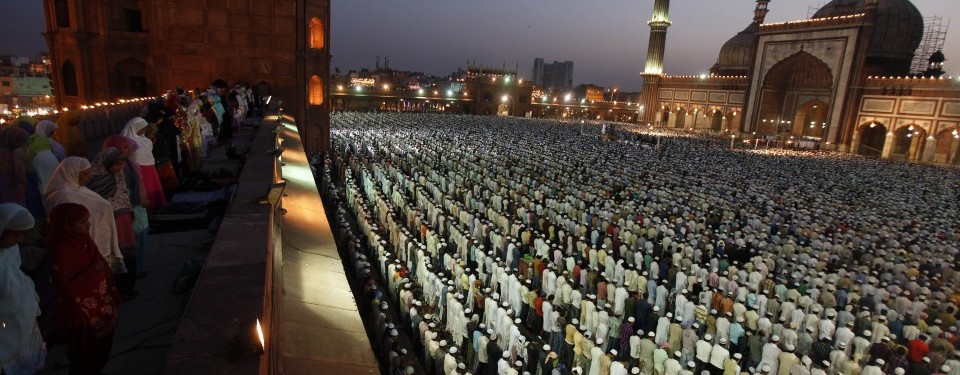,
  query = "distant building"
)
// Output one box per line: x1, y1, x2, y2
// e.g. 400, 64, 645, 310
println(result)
13, 76, 53, 98
532, 58, 574, 89
0, 55, 53, 109
575, 84, 605, 102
